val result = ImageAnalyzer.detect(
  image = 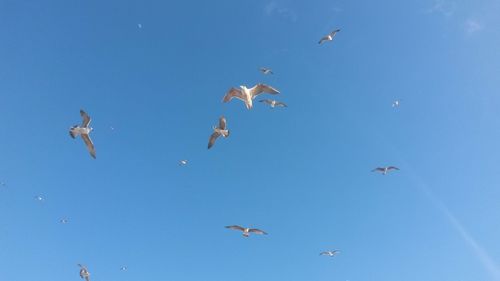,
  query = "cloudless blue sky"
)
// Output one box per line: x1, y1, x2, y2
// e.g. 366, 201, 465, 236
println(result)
1, 0, 500, 280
